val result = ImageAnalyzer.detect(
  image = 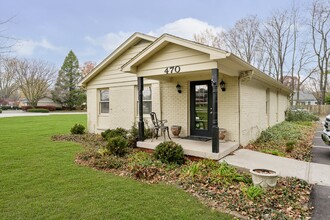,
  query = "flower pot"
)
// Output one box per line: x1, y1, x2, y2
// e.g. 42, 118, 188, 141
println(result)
171, 125, 181, 137
219, 128, 227, 142
250, 168, 279, 188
